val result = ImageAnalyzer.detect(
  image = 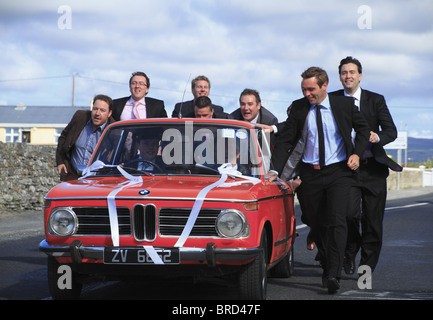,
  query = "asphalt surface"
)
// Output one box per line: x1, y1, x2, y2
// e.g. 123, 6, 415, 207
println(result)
1, 186, 433, 241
